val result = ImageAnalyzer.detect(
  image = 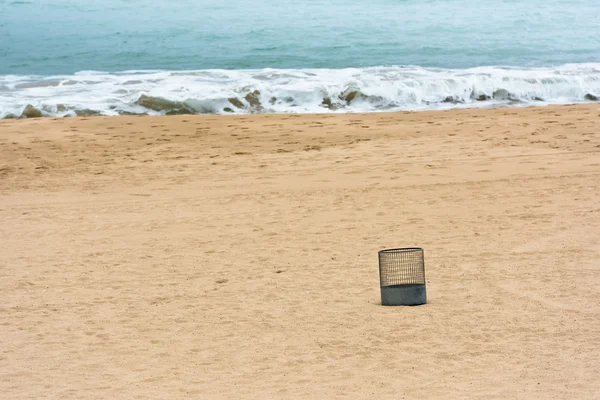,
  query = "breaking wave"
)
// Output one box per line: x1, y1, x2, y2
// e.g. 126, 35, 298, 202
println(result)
1, 64, 600, 118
